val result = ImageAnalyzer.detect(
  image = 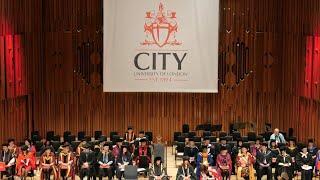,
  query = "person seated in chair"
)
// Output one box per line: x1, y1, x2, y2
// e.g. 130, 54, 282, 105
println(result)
134, 138, 151, 173
39, 147, 57, 180
216, 137, 231, 154
0, 143, 14, 180
286, 138, 298, 174
307, 139, 318, 159
183, 138, 199, 167
16, 145, 36, 180
256, 143, 273, 180
250, 137, 262, 157
296, 144, 314, 180
236, 145, 255, 180
58, 144, 75, 180
113, 138, 123, 160
116, 145, 132, 179
216, 146, 232, 180
176, 156, 196, 180
149, 156, 169, 180
97, 144, 115, 180
231, 138, 243, 174
196, 146, 213, 178
79, 143, 95, 180
276, 147, 293, 180
124, 126, 136, 144
23, 139, 36, 156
